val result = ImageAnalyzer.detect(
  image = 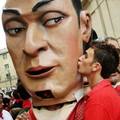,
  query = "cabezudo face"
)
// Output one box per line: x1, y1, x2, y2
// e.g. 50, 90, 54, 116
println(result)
2, 0, 83, 105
